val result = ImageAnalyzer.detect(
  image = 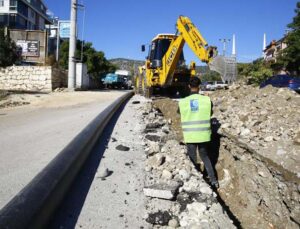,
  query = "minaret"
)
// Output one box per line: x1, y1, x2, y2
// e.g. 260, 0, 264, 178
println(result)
262, 33, 267, 57
232, 34, 236, 57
